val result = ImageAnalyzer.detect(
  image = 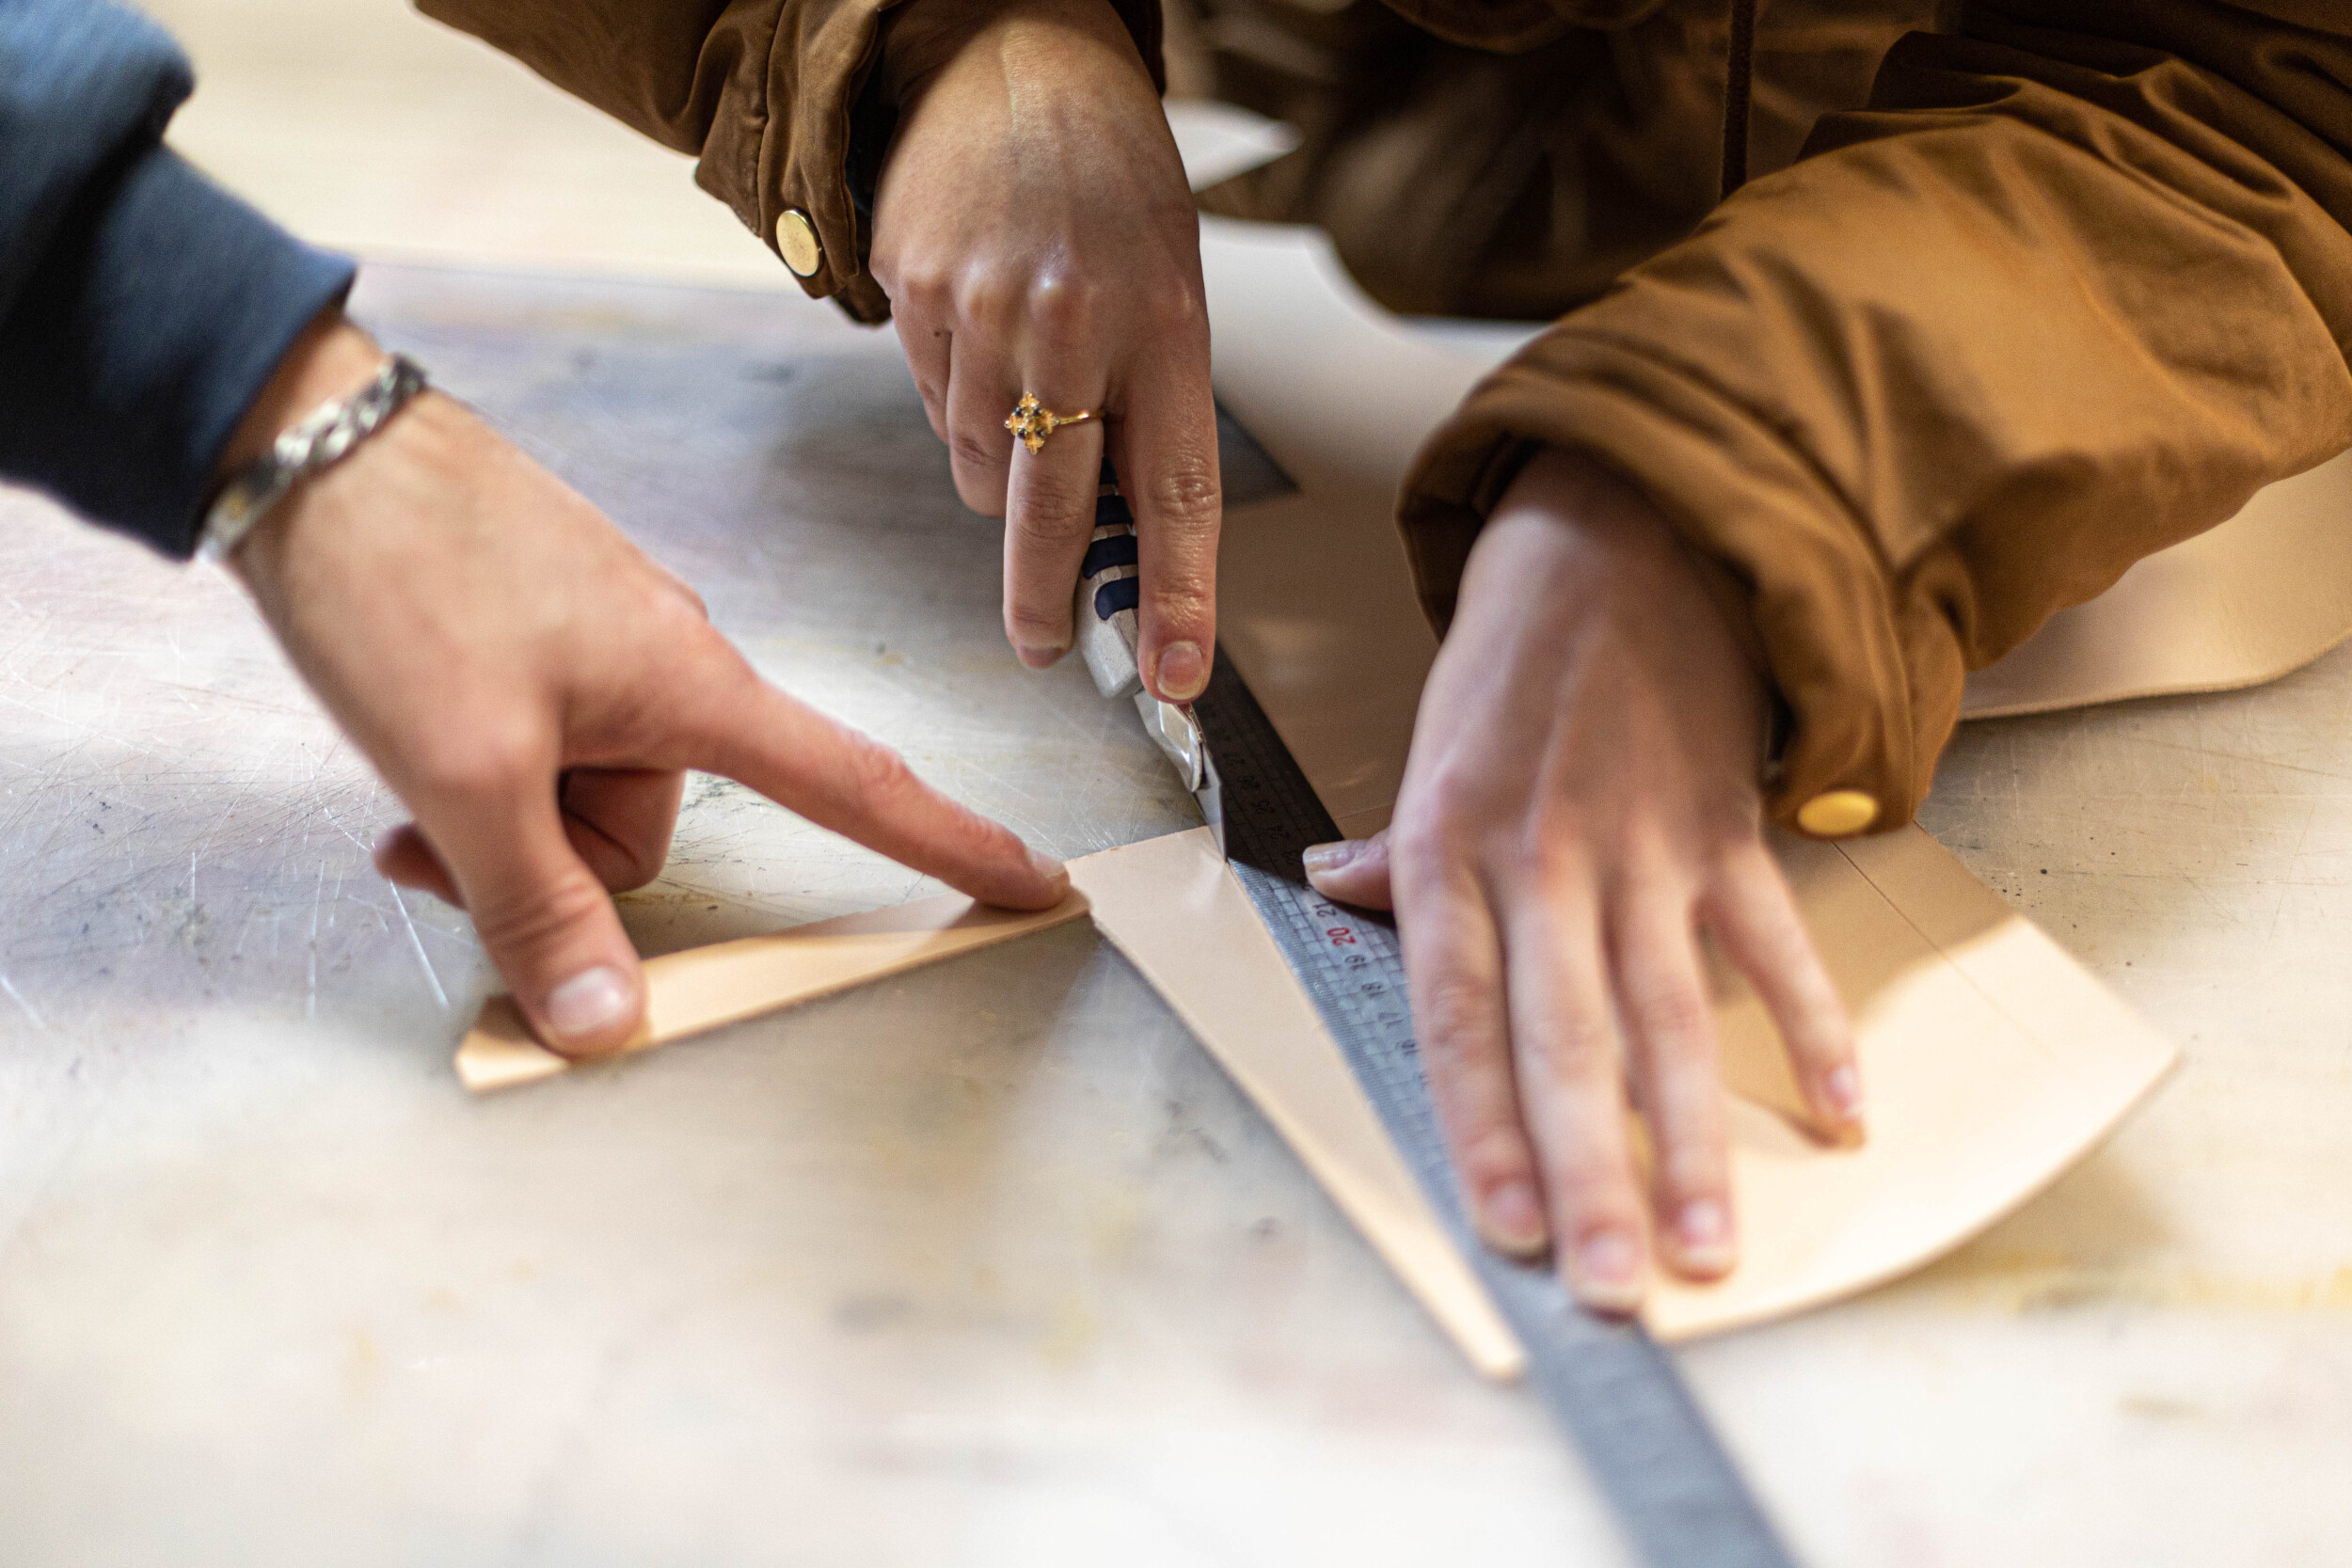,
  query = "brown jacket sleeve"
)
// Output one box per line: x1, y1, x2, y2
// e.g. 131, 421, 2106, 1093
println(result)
417, 0, 1166, 323
1399, 0, 2352, 836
